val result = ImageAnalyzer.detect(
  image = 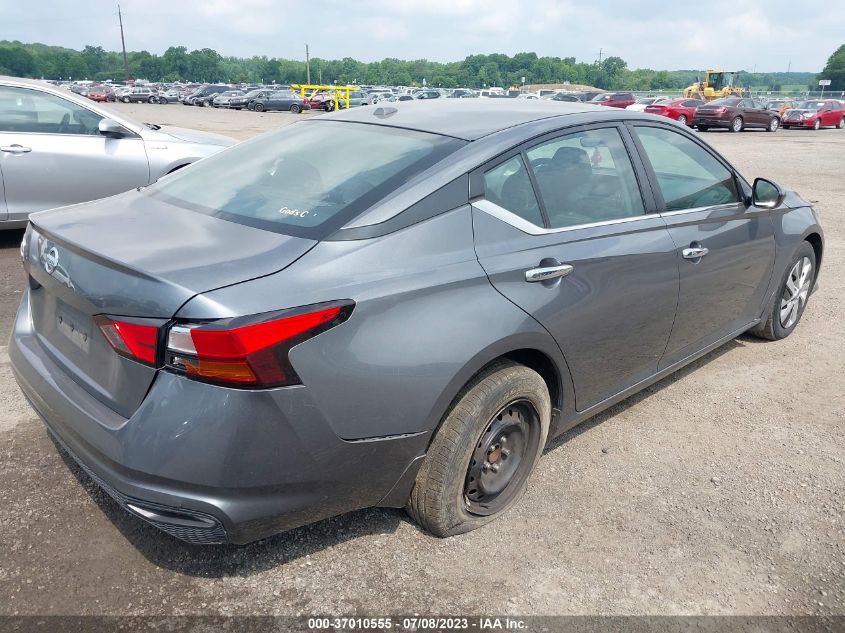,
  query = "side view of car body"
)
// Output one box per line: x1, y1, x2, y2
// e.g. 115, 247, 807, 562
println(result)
590, 92, 636, 108
10, 101, 823, 545
764, 99, 797, 117
248, 90, 311, 113
643, 98, 704, 126
694, 97, 781, 132
626, 97, 670, 112
86, 87, 116, 103
120, 86, 157, 104
0, 76, 236, 228
782, 99, 845, 130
